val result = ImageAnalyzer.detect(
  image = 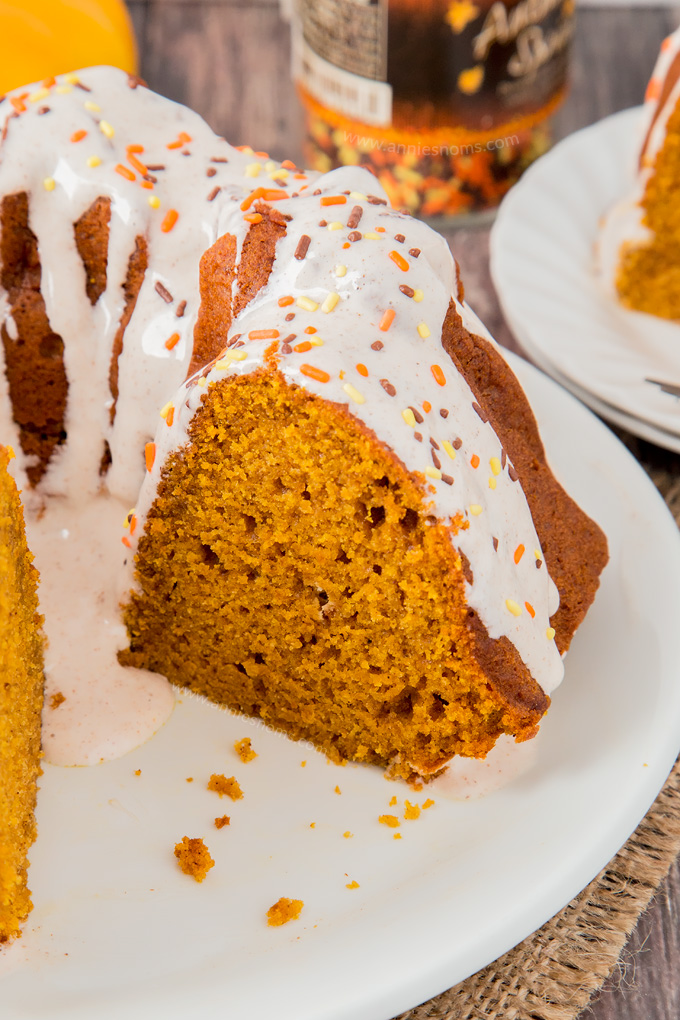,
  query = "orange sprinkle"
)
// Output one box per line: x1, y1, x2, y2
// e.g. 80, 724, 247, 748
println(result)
342, 242, 351, 249
240, 186, 265, 211
379, 308, 396, 332
356, 363, 369, 377
431, 364, 446, 386
293, 173, 307, 180
281, 159, 297, 169
320, 195, 347, 206
129, 514, 137, 536
294, 340, 313, 353
244, 212, 263, 223
375, 226, 386, 232
514, 544, 525, 565
525, 601, 536, 618
278, 295, 294, 307
254, 150, 269, 159
121, 535, 132, 549
645, 78, 661, 103
304, 326, 318, 334
161, 209, 179, 233
422, 401, 432, 413
115, 163, 136, 181
248, 328, 279, 340
263, 188, 289, 202
127, 152, 148, 176
300, 364, 330, 383
140, 180, 153, 190
389, 250, 409, 272
470, 454, 480, 469
70, 129, 87, 143
10, 96, 26, 114
42, 76, 56, 89
167, 131, 192, 149
166, 406, 174, 428
127, 143, 144, 154
165, 332, 180, 351
145, 443, 156, 472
